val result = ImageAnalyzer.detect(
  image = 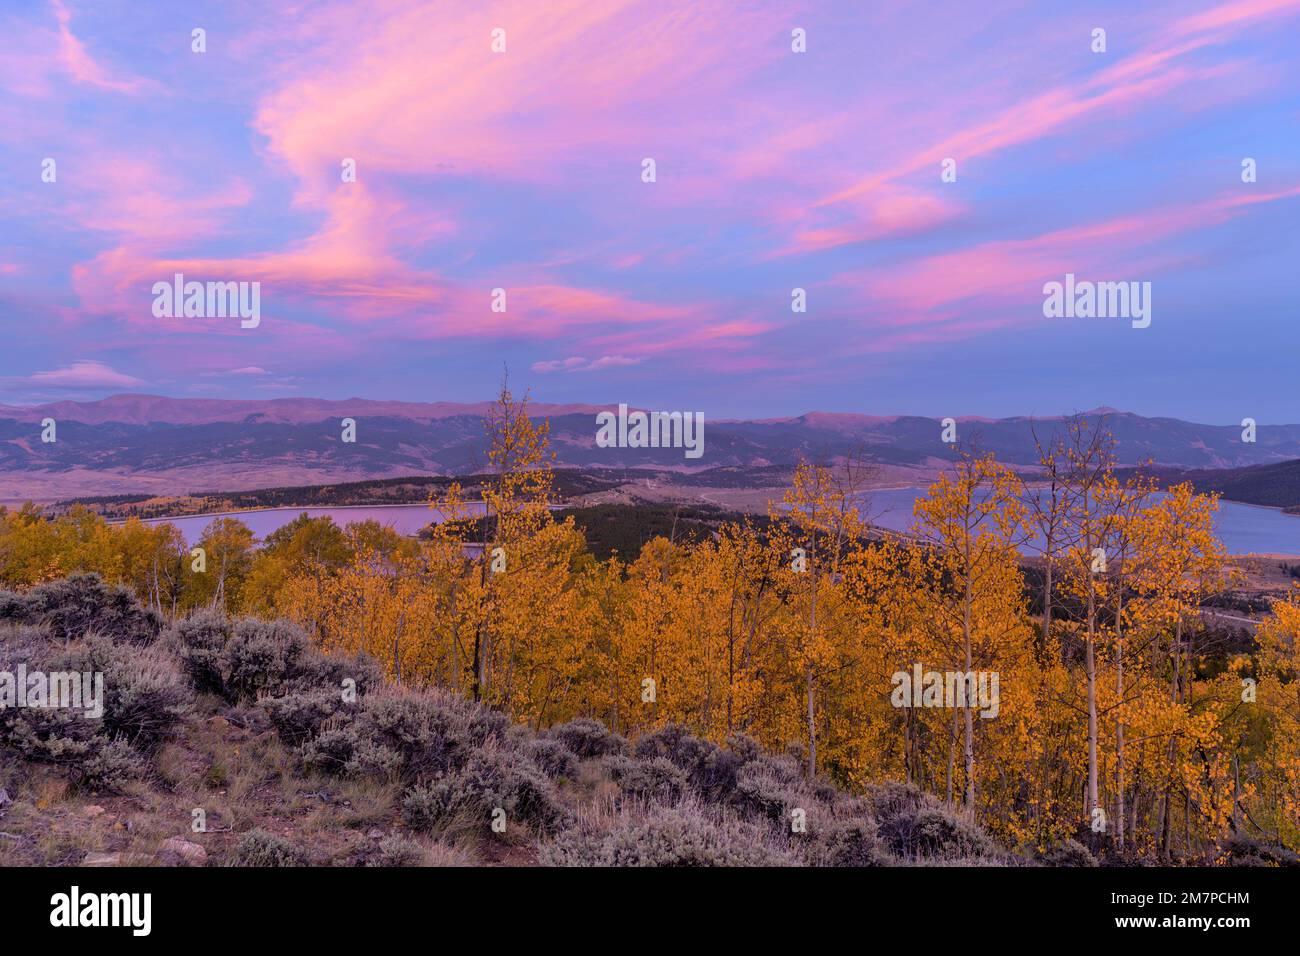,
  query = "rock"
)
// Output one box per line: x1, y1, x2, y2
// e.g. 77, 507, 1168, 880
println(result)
157, 837, 208, 867
0, 788, 12, 808
84, 805, 107, 818
366, 828, 384, 840
85, 850, 150, 866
